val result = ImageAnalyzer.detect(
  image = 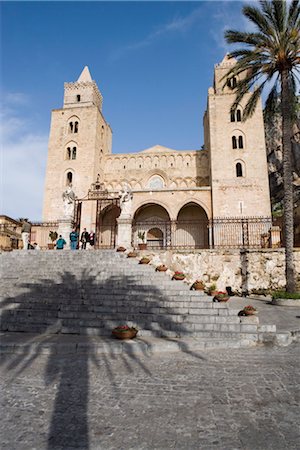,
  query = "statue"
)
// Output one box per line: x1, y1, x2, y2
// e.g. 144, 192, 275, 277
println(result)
62, 186, 76, 218
119, 185, 133, 218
